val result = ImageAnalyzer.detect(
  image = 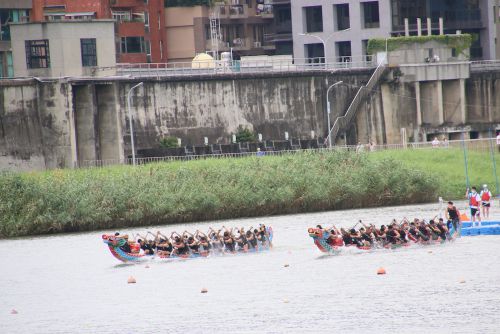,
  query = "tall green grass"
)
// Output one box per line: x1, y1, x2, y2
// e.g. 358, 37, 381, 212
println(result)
371, 148, 500, 200
0, 150, 437, 238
